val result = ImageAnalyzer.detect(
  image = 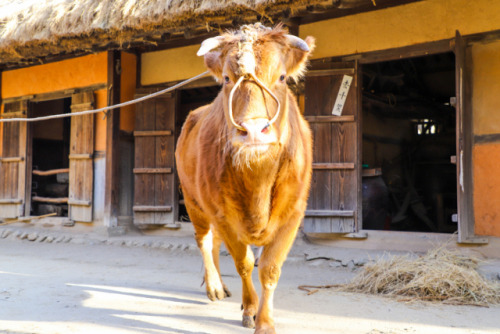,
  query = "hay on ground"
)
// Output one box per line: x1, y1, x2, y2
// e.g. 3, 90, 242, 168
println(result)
340, 247, 500, 306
